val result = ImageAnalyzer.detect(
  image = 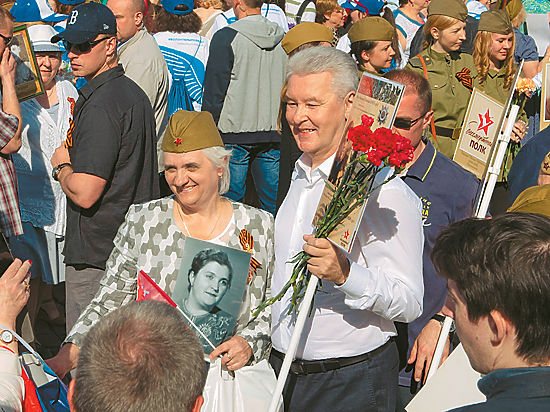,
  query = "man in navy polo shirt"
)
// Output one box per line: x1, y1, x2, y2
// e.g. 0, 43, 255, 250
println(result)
49, 1, 159, 362
384, 69, 481, 410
